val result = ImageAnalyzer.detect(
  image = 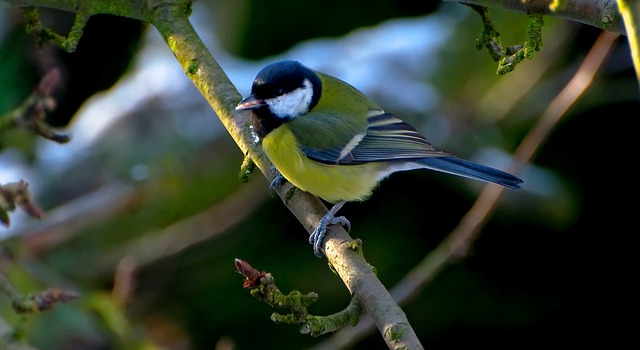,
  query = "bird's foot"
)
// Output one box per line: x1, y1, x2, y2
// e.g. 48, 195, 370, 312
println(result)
309, 201, 350, 258
268, 172, 286, 195
310, 215, 351, 258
